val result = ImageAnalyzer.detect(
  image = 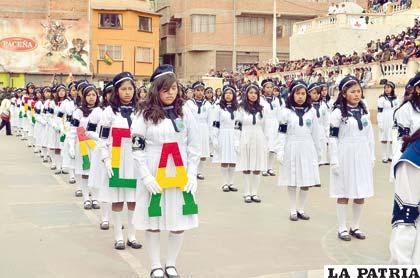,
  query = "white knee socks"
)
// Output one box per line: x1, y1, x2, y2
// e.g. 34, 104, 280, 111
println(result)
221, 167, 228, 185
127, 210, 136, 242
387, 142, 393, 160
352, 203, 363, 230
268, 152, 275, 170
101, 202, 110, 222
250, 174, 260, 196
69, 168, 75, 180
287, 187, 297, 214
112, 210, 123, 242
227, 167, 235, 185
381, 143, 387, 160
54, 153, 62, 171
336, 204, 348, 233
166, 233, 184, 267
81, 177, 90, 202
198, 161, 203, 175
297, 189, 308, 213
145, 231, 162, 270
243, 174, 250, 196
